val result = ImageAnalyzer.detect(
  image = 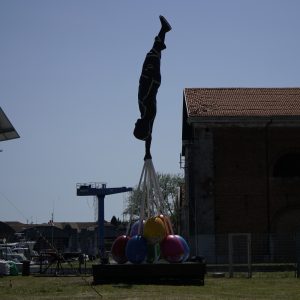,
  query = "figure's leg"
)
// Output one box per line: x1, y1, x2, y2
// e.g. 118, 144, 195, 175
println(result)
152, 16, 172, 53
158, 15, 172, 43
